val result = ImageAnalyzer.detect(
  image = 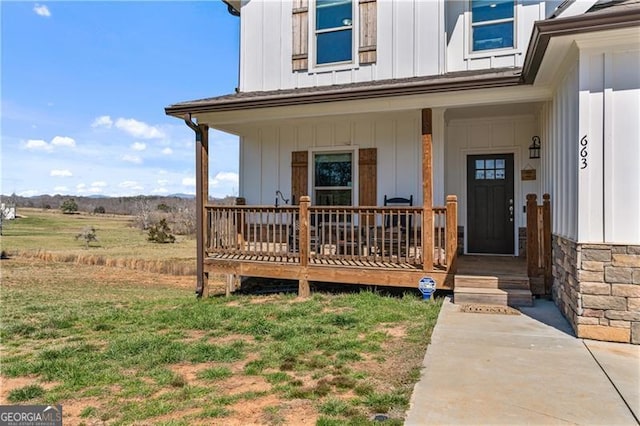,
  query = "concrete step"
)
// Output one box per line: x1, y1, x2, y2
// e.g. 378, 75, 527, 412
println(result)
455, 274, 530, 290
454, 287, 534, 307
